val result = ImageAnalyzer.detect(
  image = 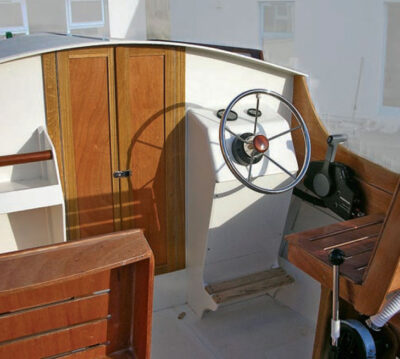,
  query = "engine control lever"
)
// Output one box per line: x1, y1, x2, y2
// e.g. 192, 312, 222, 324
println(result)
330, 248, 345, 359
324, 134, 348, 165
313, 134, 348, 197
